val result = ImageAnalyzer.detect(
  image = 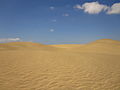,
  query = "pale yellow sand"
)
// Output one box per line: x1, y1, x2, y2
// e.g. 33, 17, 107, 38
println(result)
0, 39, 120, 90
